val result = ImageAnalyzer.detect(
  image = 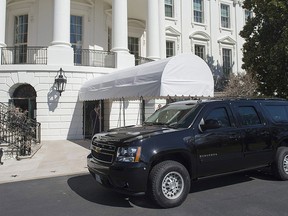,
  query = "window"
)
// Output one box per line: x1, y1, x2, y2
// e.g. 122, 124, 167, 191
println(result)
194, 44, 206, 60
245, 10, 253, 22
128, 37, 139, 57
222, 48, 232, 75
238, 106, 261, 126
70, 15, 83, 65
165, 0, 174, 18
205, 107, 231, 128
193, 0, 204, 23
166, 41, 175, 58
145, 103, 198, 128
14, 14, 28, 63
221, 4, 230, 28
265, 106, 288, 123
